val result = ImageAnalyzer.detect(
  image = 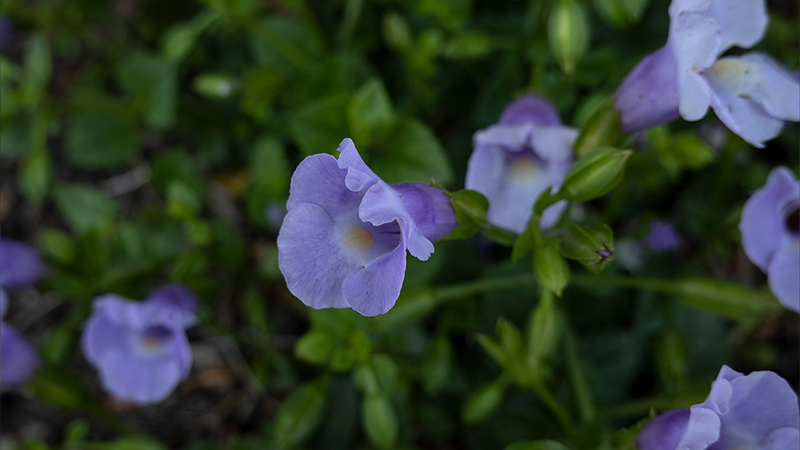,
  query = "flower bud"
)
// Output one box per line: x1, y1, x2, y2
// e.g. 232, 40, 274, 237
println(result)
533, 238, 571, 296
560, 146, 631, 202
548, 0, 590, 75
560, 223, 614, 273
574, 98, 622, 156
